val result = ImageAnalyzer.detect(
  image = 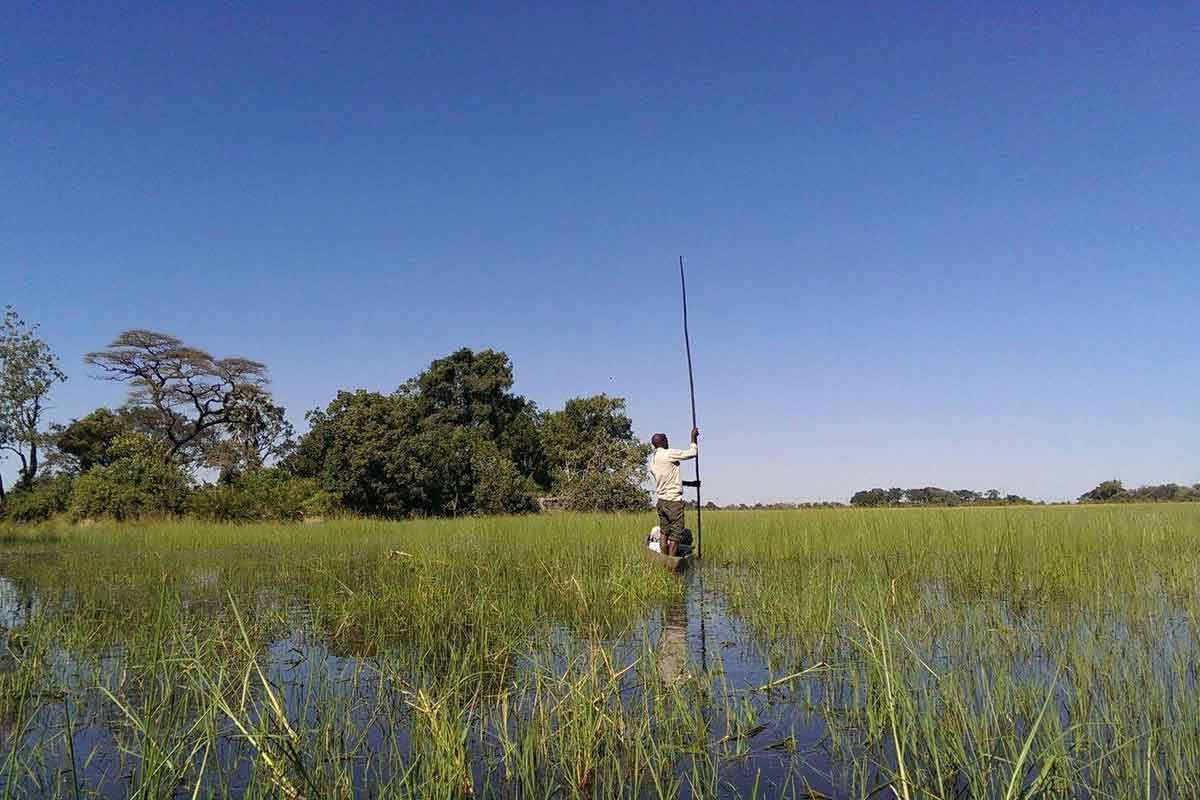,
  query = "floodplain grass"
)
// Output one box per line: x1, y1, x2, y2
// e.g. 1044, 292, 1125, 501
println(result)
0, 505, 1197, 796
